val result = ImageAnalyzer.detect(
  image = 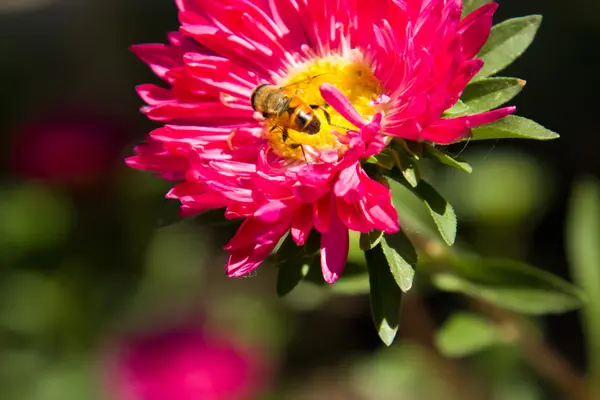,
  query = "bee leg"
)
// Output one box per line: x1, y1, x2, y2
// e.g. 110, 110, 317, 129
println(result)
289, 143, 309, 163
309, 104, 332, 124
310, 105, 352, 131
299, 145, 308, 163
285, 132, 309, 163
281, 128, 289, 142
